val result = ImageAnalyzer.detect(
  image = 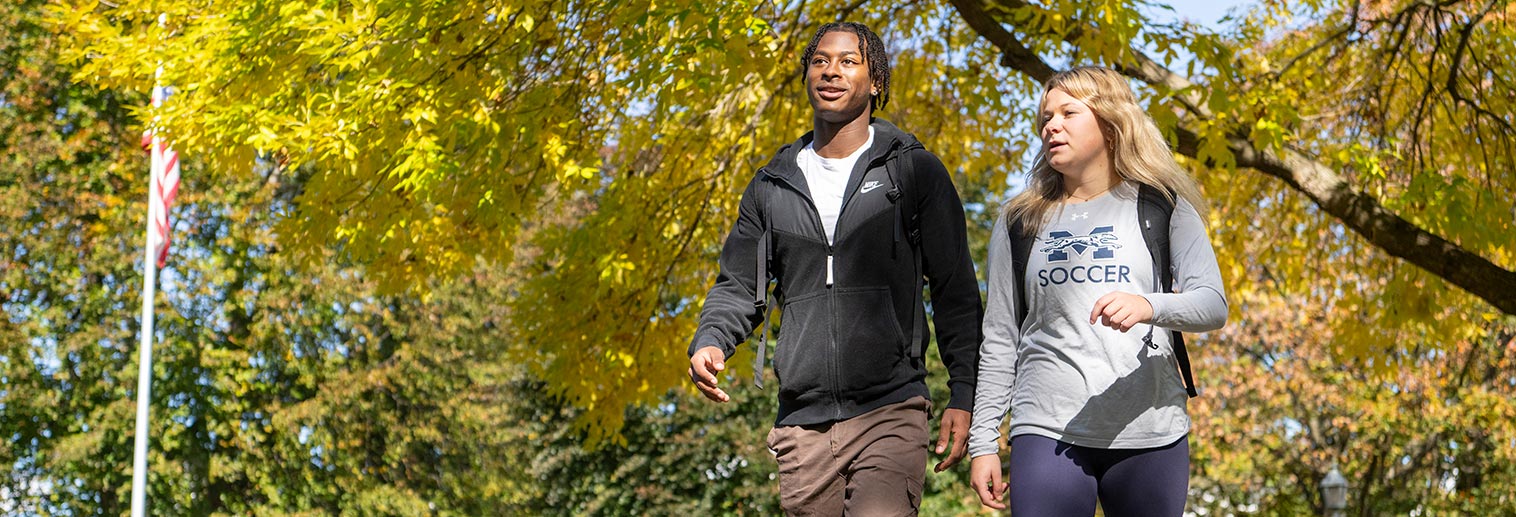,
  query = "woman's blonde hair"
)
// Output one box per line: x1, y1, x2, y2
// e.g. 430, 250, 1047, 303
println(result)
1004, 66, 1207, 236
